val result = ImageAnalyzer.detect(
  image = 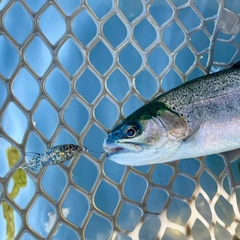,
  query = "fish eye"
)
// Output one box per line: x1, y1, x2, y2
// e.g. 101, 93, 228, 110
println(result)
125, 126, 138, 138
